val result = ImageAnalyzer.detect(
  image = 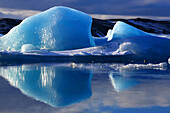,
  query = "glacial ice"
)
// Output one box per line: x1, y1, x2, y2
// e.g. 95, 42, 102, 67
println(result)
104, 21, 170, 61
0, 5, 170, 63
93, 37, 108, 46
107, 21, 153, 41
0, 6, 95, 51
